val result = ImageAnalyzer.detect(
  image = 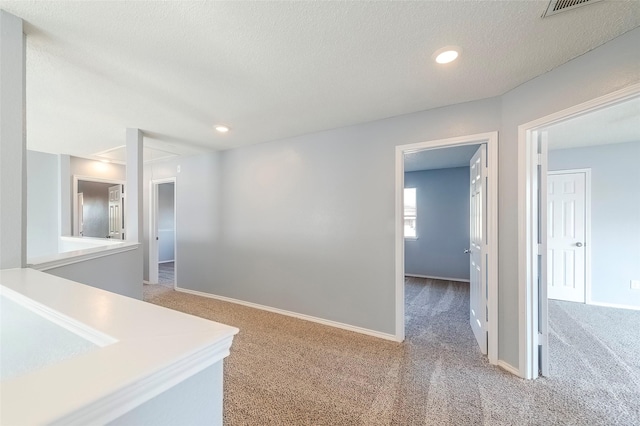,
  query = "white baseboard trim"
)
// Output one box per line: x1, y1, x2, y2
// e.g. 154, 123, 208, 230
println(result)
175, 287, 401, 342
404, 274, 470, 283
158, 260, 174, 264
497, 360, 521, 377
587, 300, 640, 311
